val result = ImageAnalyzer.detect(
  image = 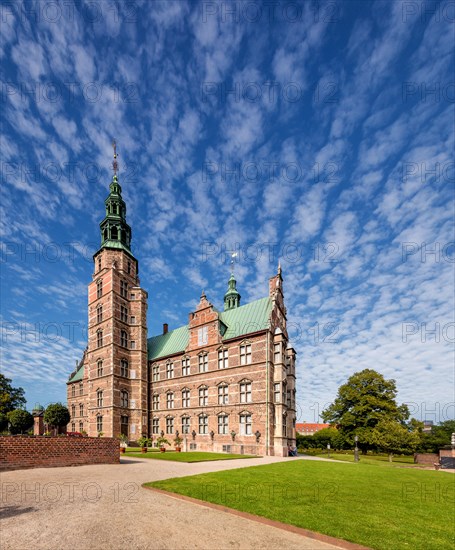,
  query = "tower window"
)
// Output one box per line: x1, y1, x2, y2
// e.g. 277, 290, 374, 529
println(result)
71, 404, 75, 417
71, 385, 75, 398
79, 403, 84, 417
97, 280, 102, 299
120, 390, 129, 408
121, 416, 129, 437
120, 359, 128, 377
111, 226, 118, 240
97, 415, 103, 433
79, 421, 83, 432
120, 305, 128, 322
97, 330, 103, 348
79, 383, 83, 396
97, 390, 103, 407
120, 280, 128, 298
127, 261, 131, 274
98, 257, 102, 272
120, 330, 128, 348
97, 360, 103, 377
97, 305, 103, 324
274, 383, 281, 403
